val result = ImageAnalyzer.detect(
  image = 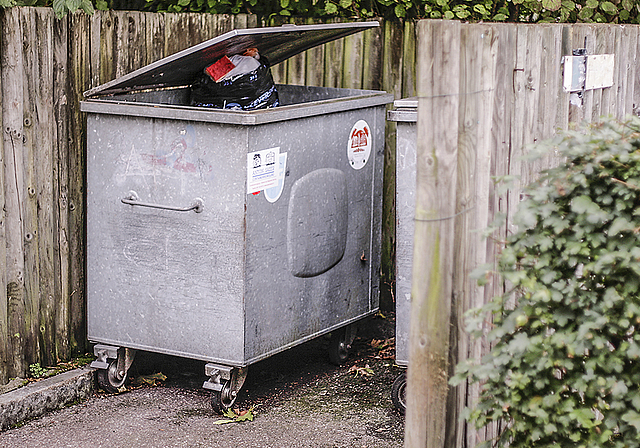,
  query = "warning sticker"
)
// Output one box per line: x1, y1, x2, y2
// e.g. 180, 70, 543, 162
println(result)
247, 147, 280, 194
347, 120, 372, 170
